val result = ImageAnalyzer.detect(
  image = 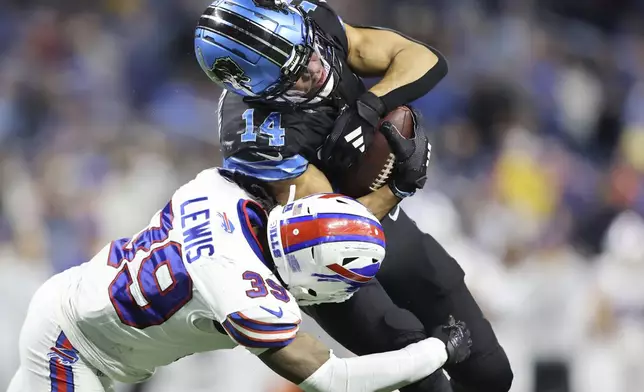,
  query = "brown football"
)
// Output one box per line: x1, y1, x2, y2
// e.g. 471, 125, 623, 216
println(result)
337, 106, 416, 198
